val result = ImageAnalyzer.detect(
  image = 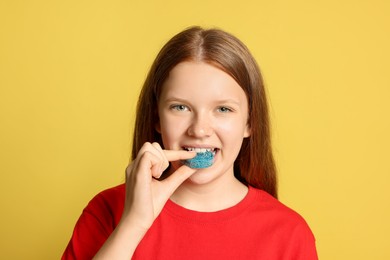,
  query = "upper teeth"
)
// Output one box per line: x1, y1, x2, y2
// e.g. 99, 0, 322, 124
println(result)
185, 147, 214, 153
